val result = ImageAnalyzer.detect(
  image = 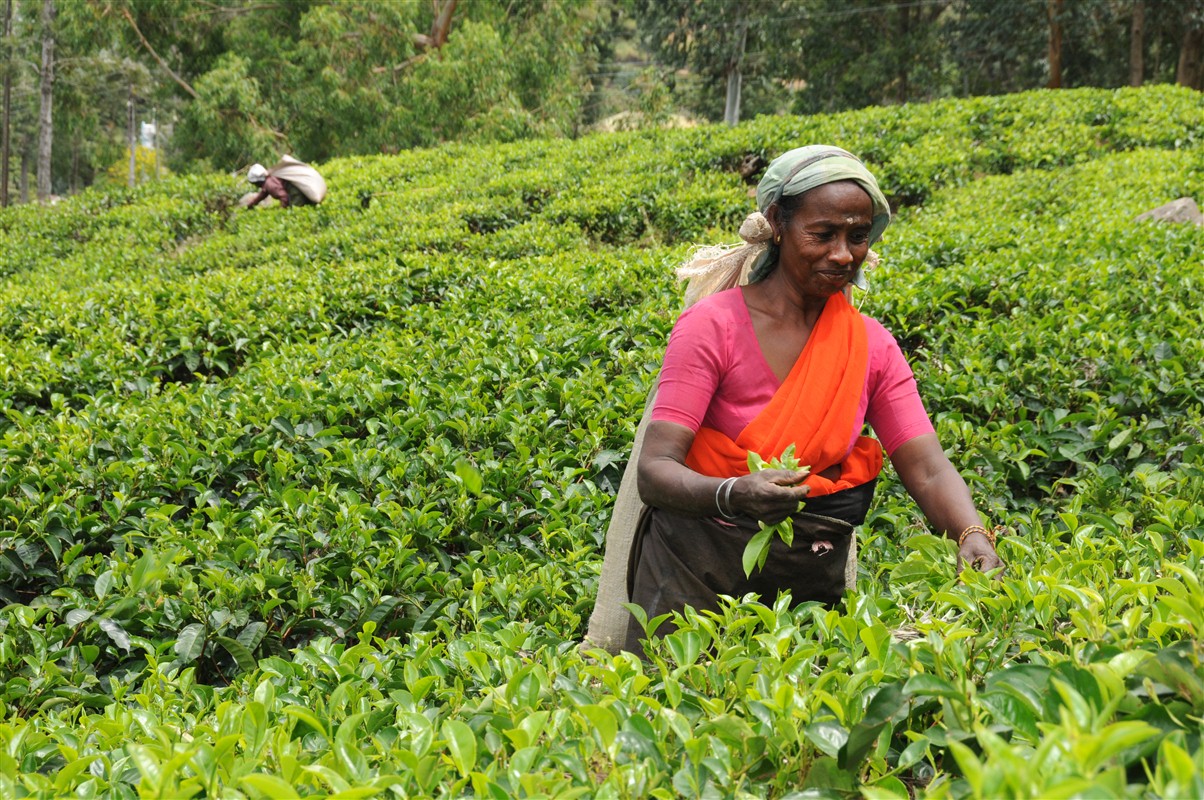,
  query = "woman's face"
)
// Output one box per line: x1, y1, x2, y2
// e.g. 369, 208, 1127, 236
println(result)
772, 181, 873, 299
